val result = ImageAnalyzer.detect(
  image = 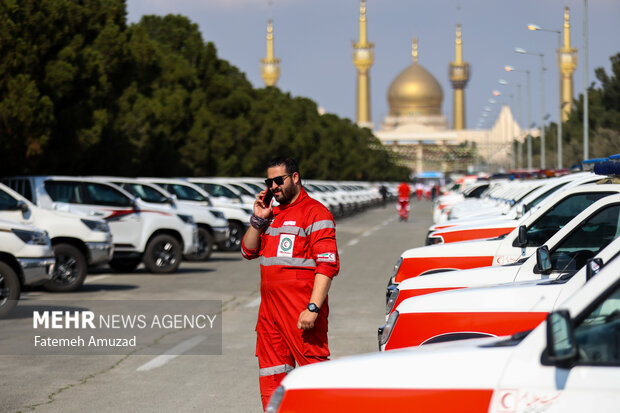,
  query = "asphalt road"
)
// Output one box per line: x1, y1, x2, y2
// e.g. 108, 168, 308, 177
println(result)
0, 199, 432, 413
